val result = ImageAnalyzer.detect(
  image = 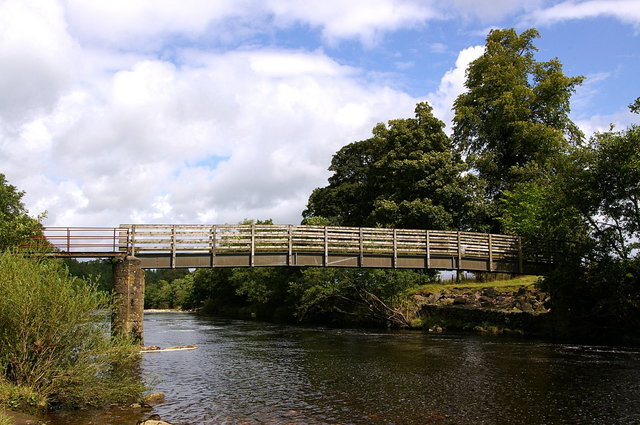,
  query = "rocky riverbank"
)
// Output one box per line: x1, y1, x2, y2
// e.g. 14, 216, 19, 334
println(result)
412, 280, 553, 335
0, 393, 172, 425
